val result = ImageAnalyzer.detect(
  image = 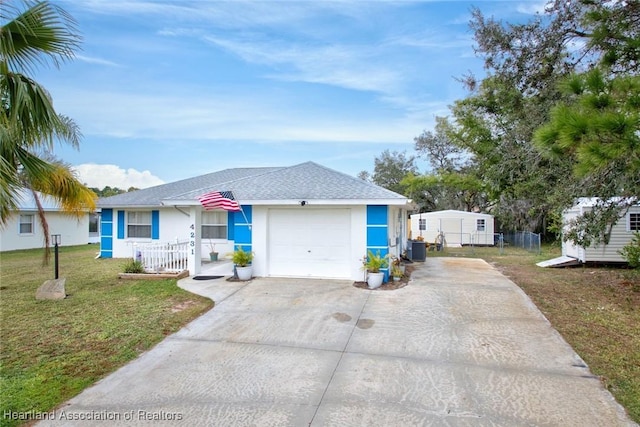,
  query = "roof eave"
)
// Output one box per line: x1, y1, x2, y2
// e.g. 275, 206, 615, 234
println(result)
160, 198, 410, 207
